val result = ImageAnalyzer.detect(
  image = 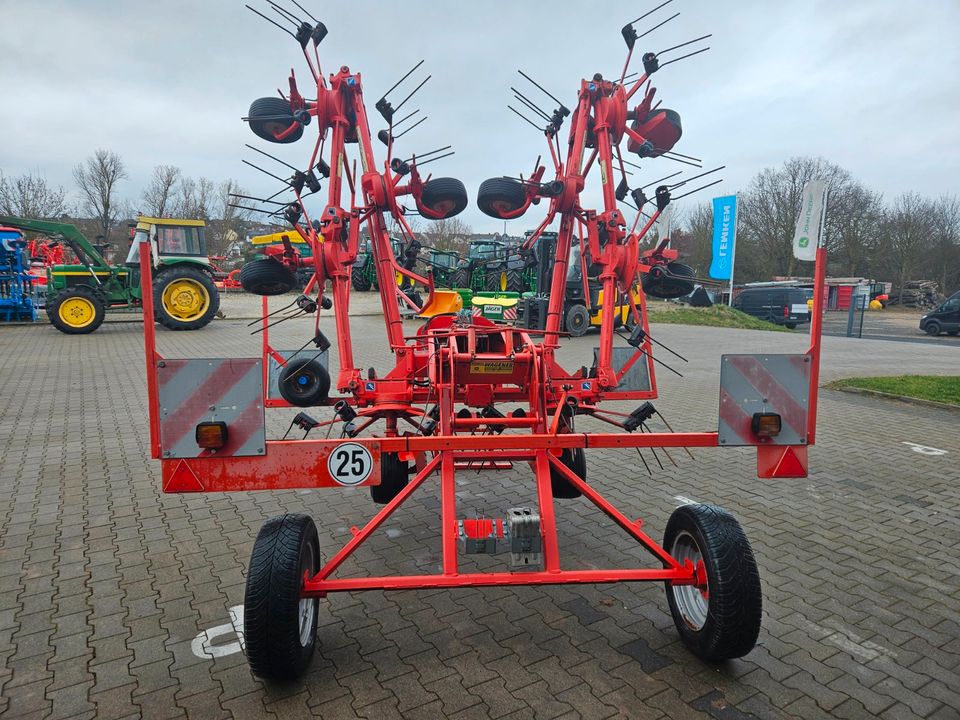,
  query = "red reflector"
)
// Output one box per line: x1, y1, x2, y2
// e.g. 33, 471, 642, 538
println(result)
195, 421, 228, 449
783, 306, 789, 317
